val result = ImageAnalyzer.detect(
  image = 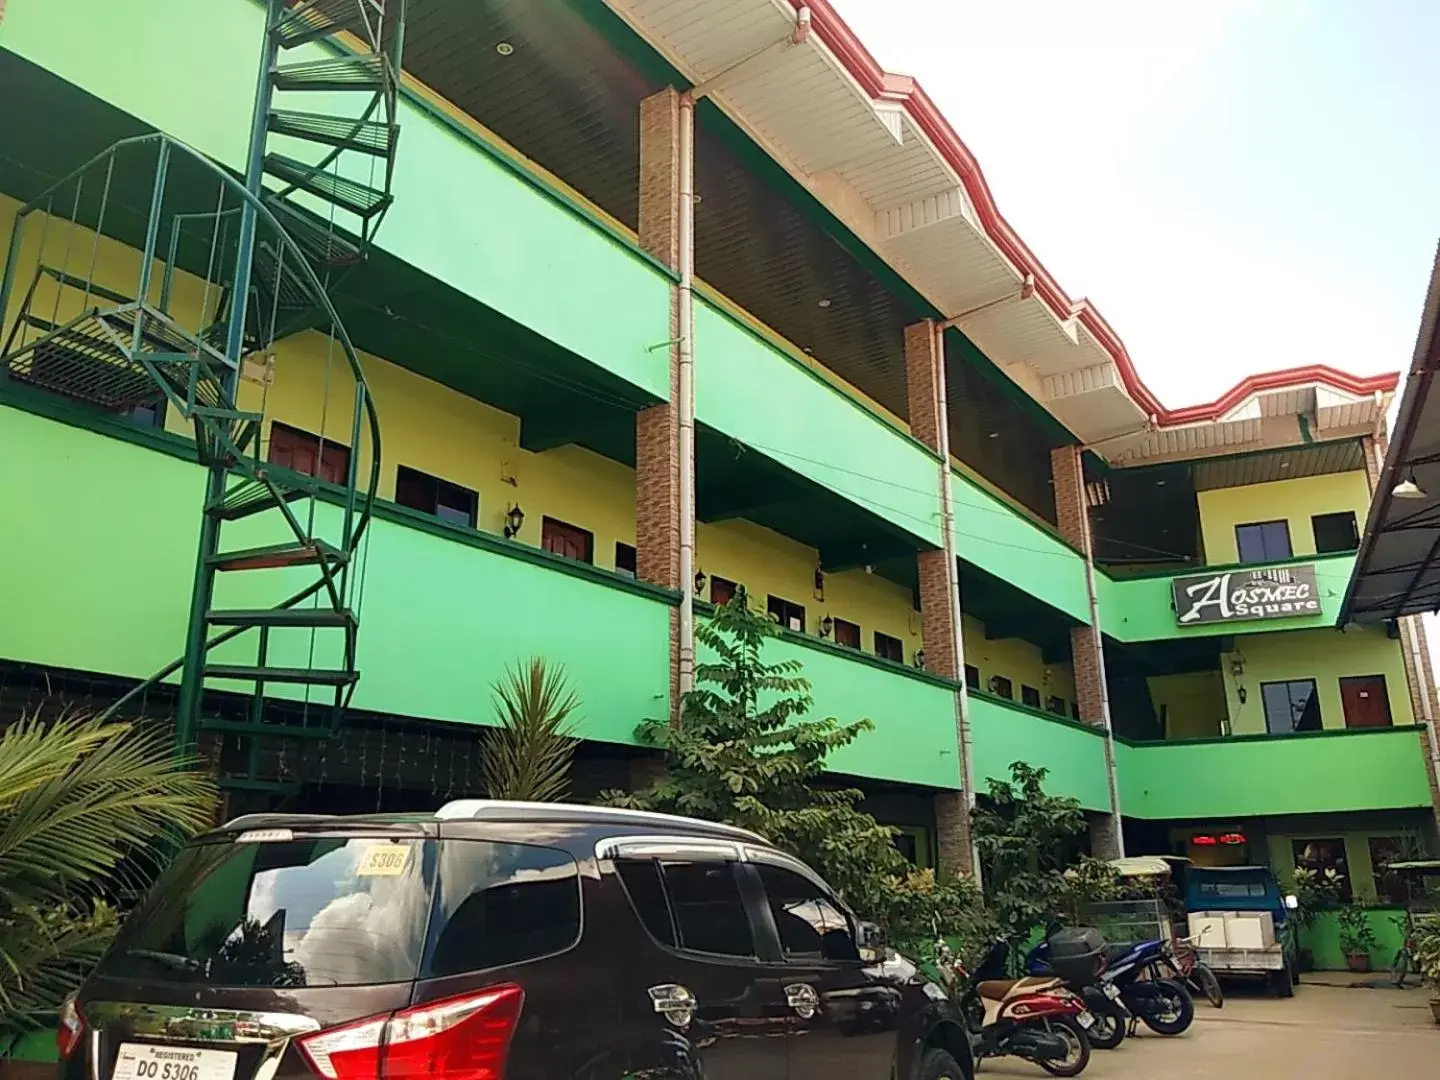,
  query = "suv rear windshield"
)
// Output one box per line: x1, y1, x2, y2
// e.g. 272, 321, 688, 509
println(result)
96, 835, 580, 988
